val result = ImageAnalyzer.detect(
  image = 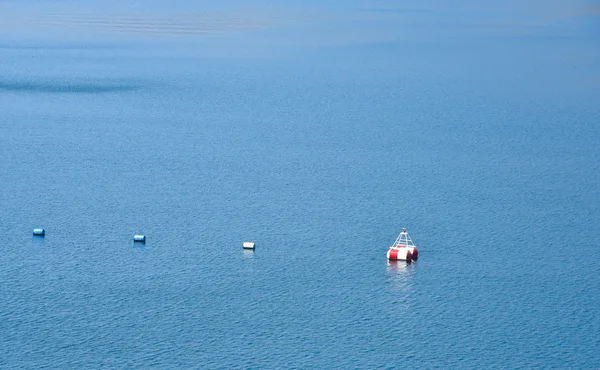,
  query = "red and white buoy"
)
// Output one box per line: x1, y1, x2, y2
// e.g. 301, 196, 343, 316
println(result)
386, 228, 419, 263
